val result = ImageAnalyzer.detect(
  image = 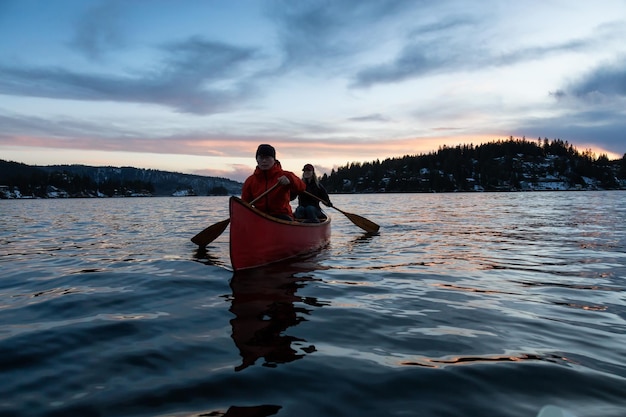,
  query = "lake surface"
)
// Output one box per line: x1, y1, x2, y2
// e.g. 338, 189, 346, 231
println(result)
1, 192, 625, 417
